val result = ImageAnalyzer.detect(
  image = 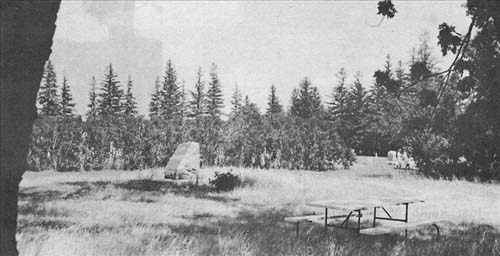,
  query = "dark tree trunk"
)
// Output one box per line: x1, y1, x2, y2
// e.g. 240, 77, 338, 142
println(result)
1, 1, 60, 255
